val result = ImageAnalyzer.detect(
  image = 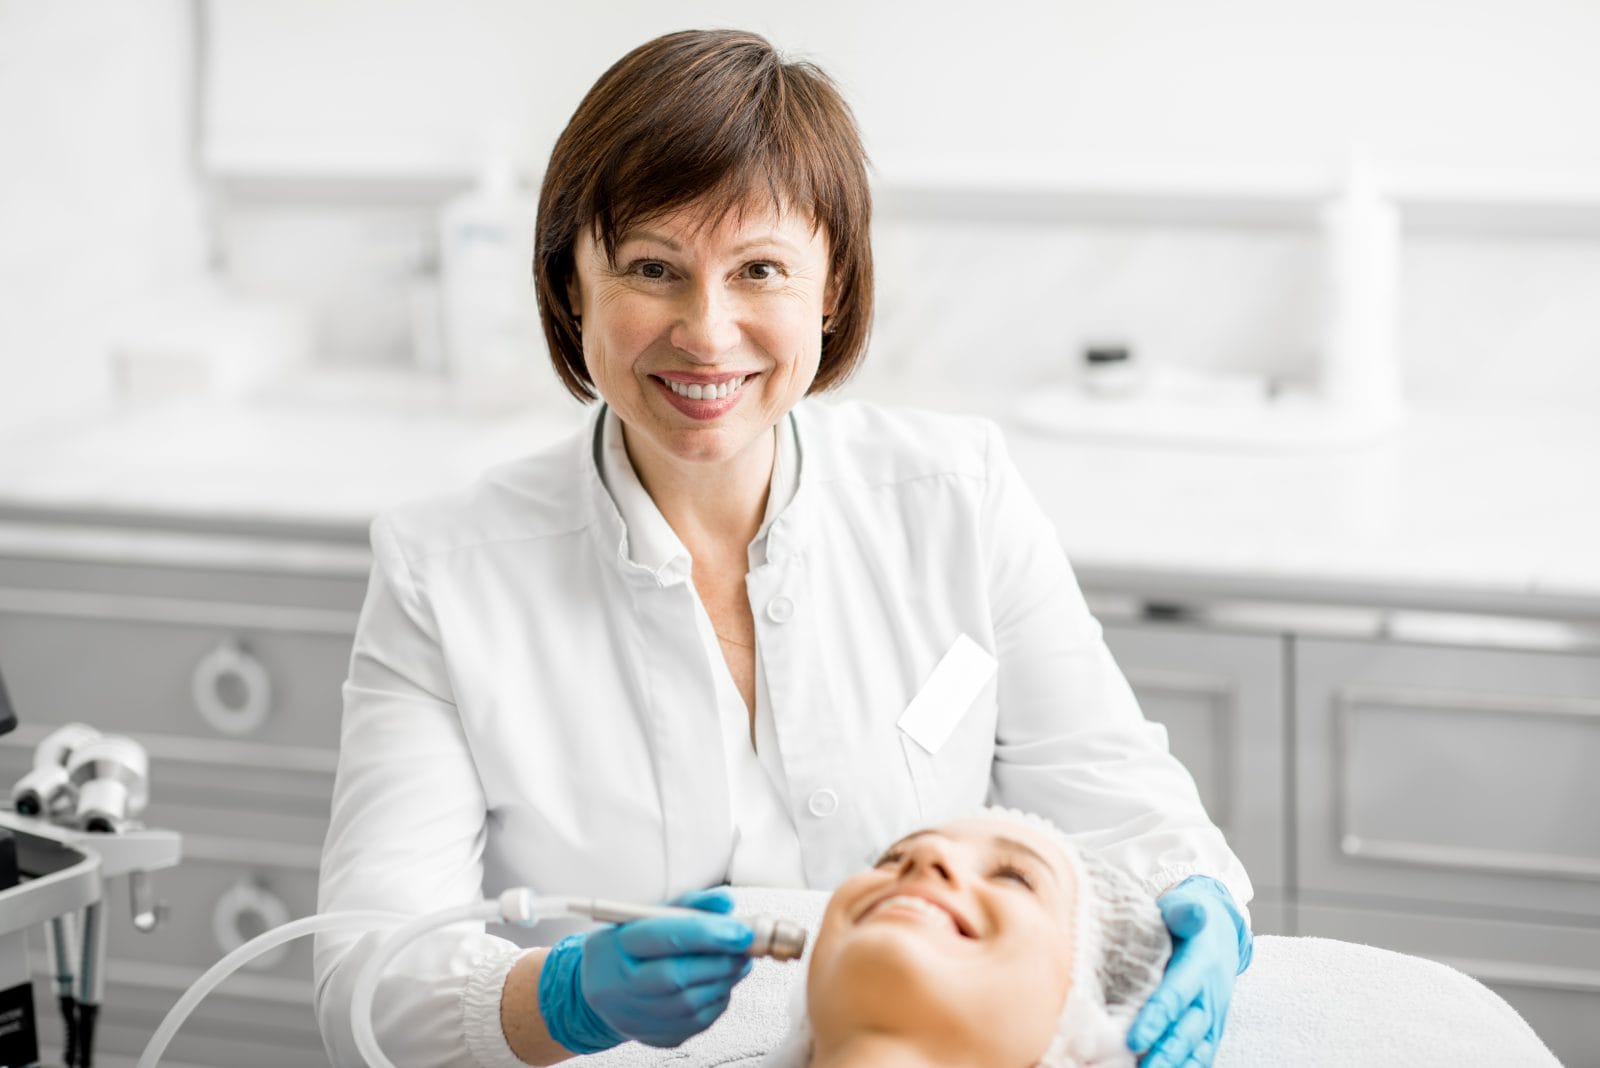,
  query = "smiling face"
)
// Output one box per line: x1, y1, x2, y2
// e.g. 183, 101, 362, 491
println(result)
565, 198, 833, 478
806, 818, 1079, 1066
